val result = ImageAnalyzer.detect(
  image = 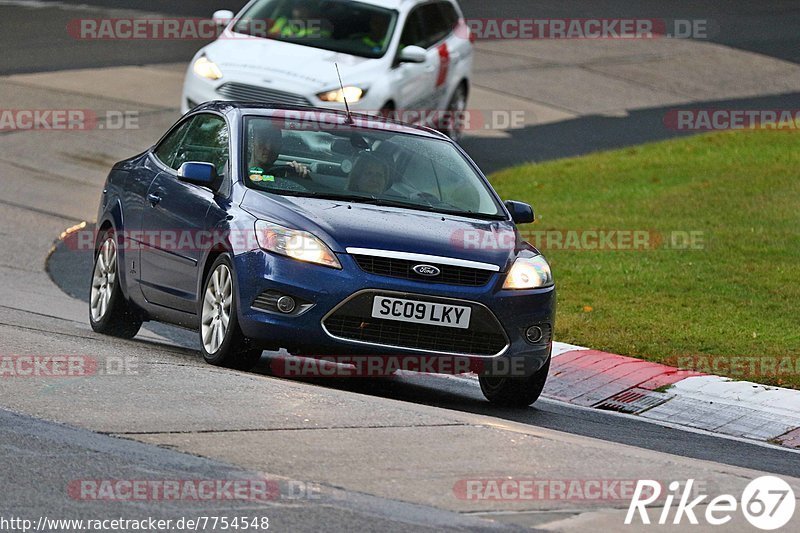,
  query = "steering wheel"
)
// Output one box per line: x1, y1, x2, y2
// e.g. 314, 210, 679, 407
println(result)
264, 164, 295, 178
